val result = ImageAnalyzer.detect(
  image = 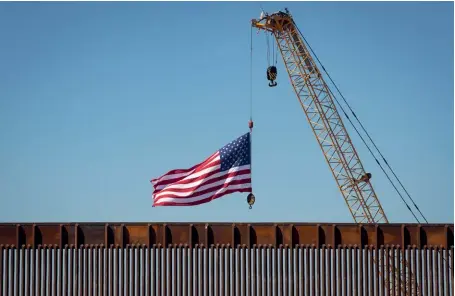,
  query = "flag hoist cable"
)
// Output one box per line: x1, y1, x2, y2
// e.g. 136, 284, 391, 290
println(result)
246, 25, 255, 209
